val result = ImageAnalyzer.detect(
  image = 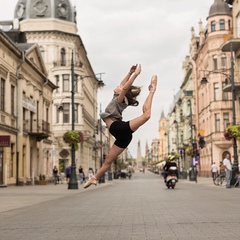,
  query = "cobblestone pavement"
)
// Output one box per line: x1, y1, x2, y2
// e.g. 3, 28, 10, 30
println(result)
0, 172, 239, 240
